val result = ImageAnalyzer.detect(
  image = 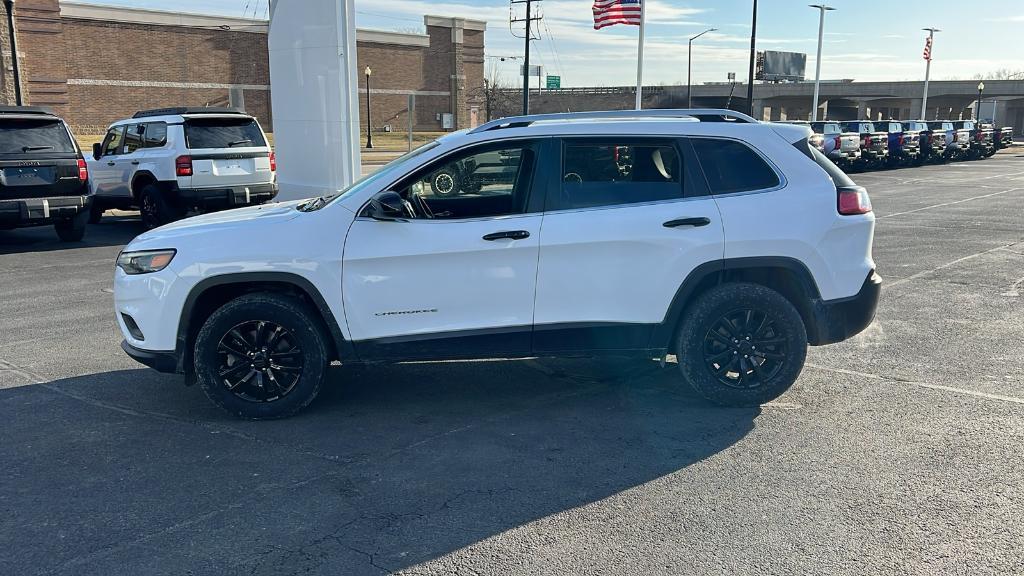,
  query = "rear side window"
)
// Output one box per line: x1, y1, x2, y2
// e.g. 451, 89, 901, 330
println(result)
691, 138, 780, 195
143, 122, 167, 148
184, 117, 266, 149
0, 119, 76, 154
557, 141, 684, 210
792, 138, 855, 188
